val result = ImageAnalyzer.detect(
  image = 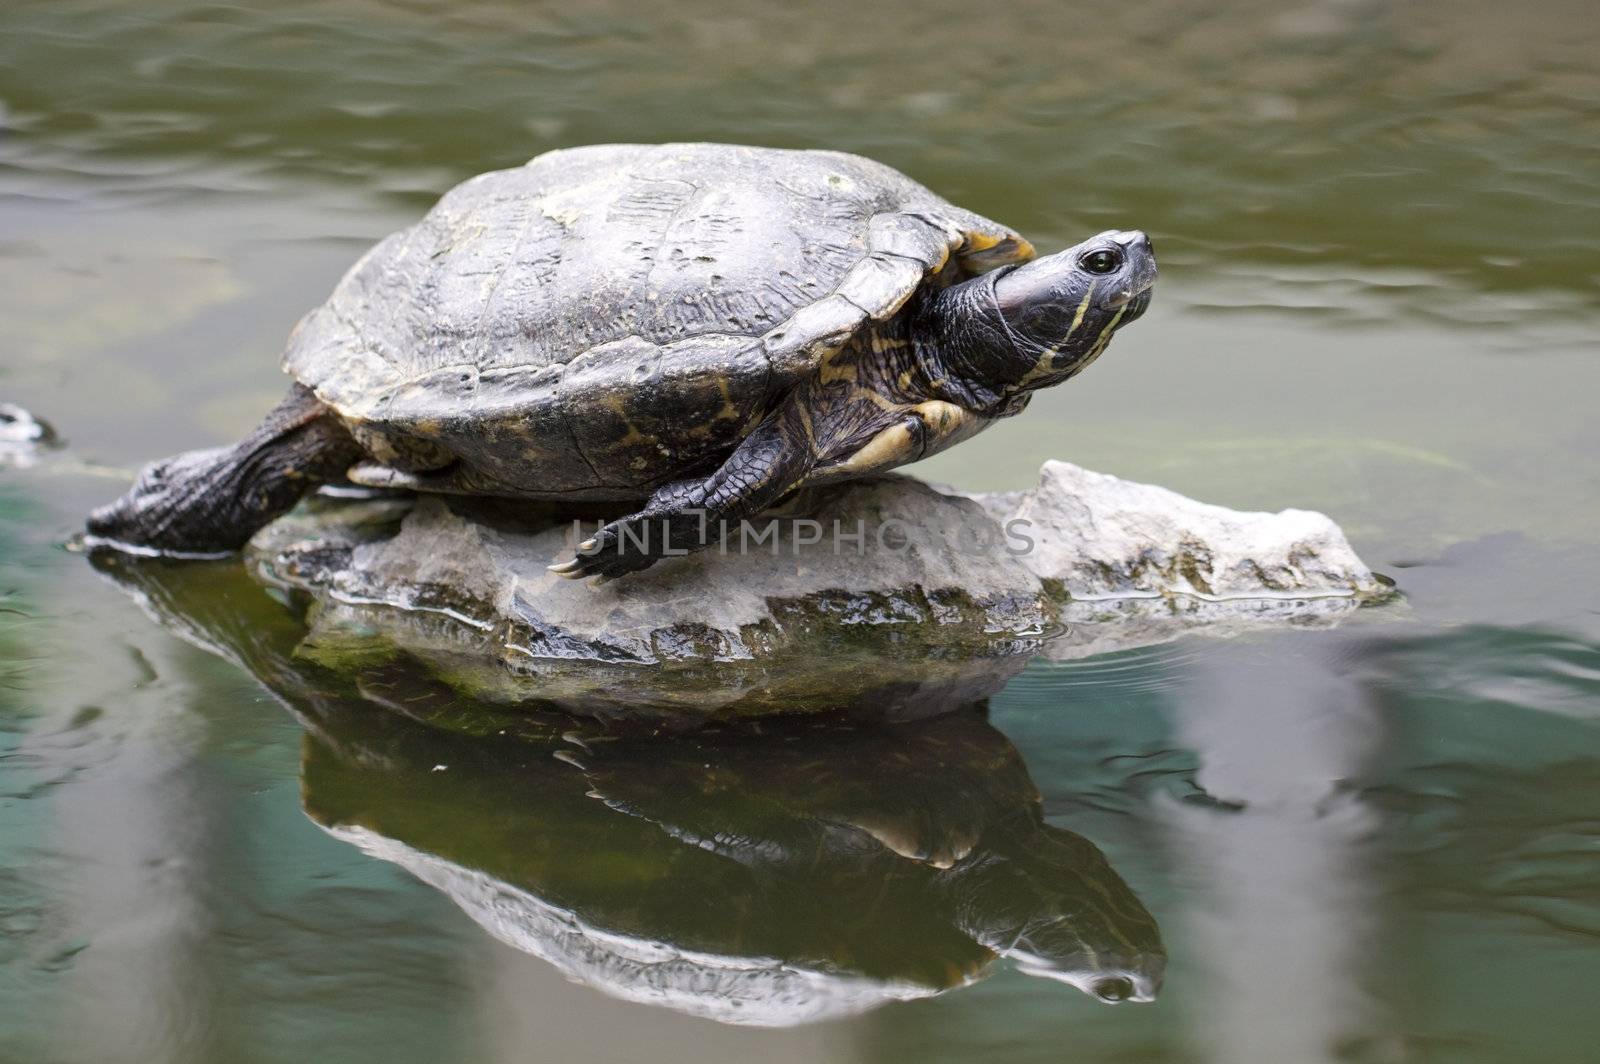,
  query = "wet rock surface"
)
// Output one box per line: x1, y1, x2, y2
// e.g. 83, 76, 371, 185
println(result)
248, 477, 1046, 720
232, 461, 1389, 720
